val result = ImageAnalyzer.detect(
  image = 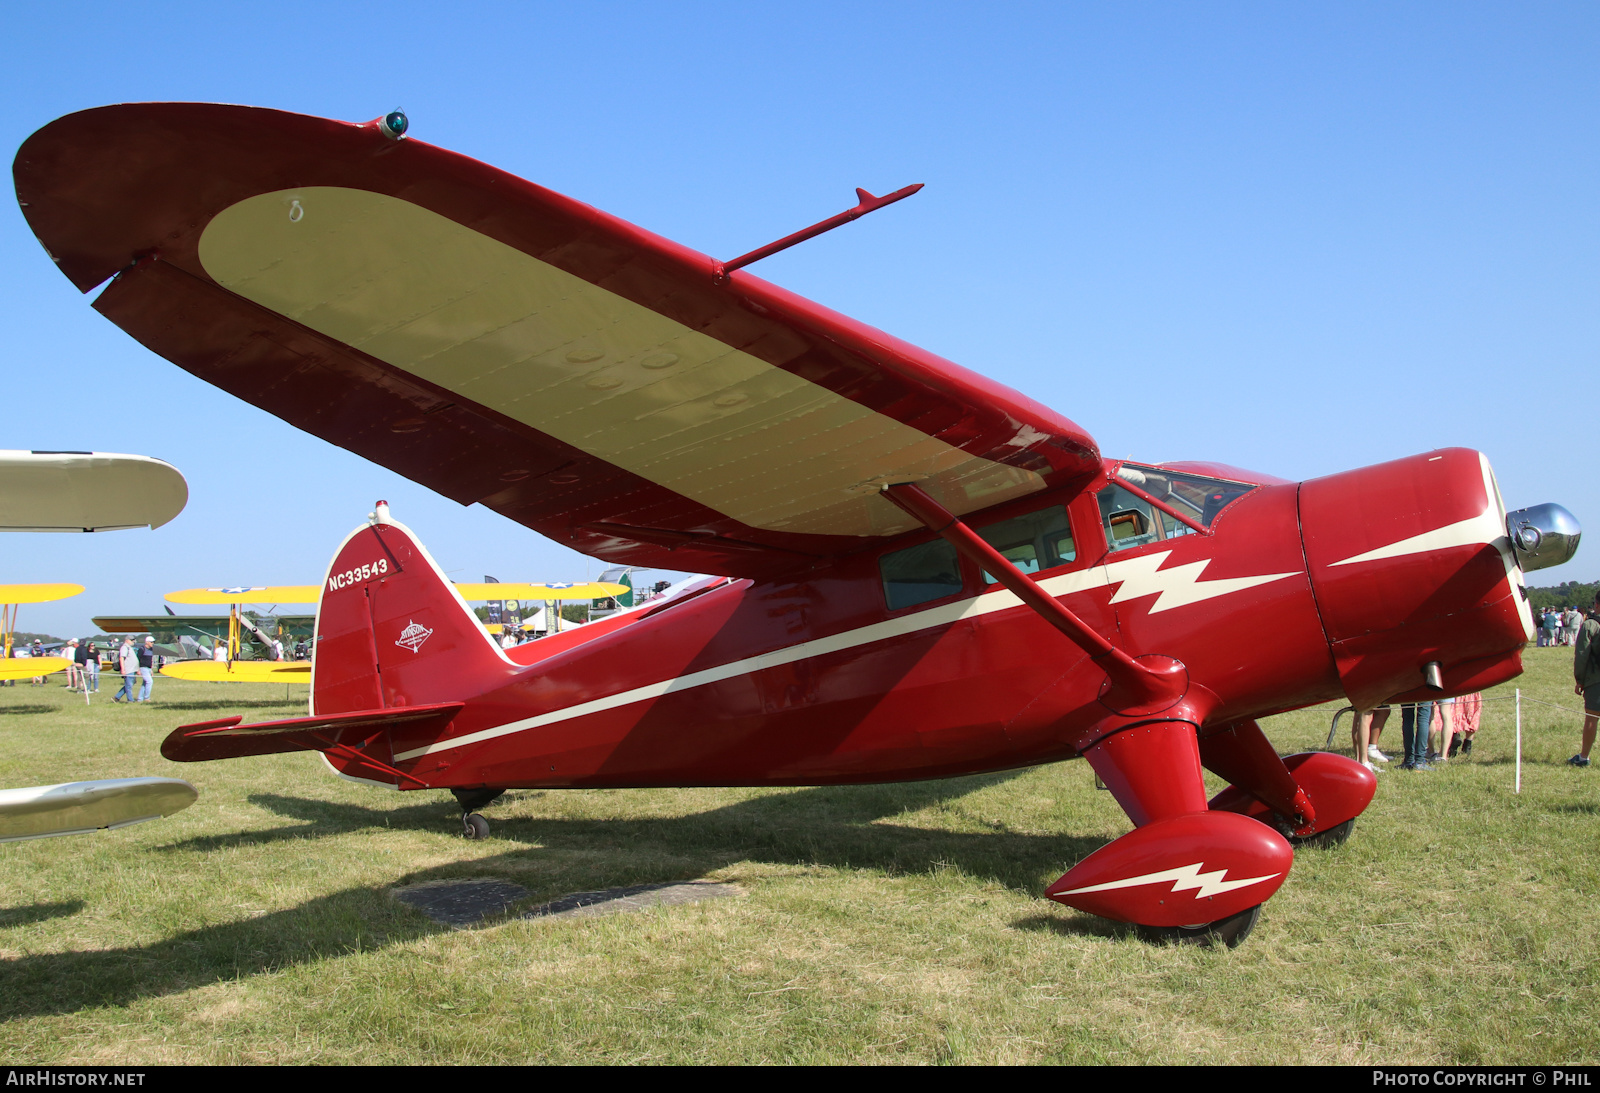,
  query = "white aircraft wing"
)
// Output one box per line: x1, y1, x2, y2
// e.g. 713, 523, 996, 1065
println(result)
0, 451, 187, 532
0, 777, 198, 842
